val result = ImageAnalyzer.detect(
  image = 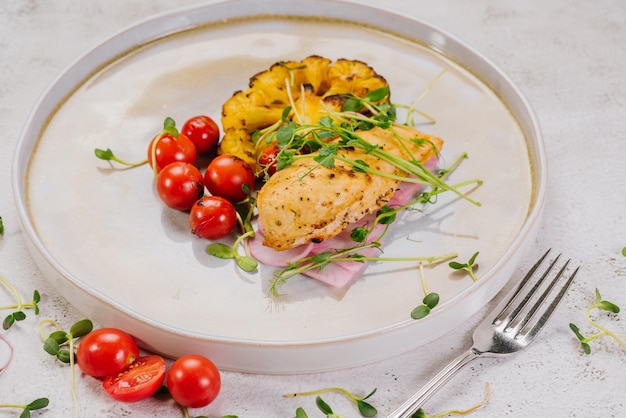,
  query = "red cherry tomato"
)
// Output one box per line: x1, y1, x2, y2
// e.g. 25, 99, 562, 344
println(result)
147, 132, 197, 173
156, 162, 205, 211
258, 140, 280, 176
189, 196, 237, 240
166, 354, 221, 408
103, 355, 166, 403
204, 154, 254, 203
76, 328, 139, 378
181, 115, 220, 154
